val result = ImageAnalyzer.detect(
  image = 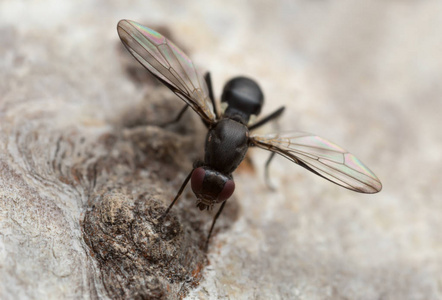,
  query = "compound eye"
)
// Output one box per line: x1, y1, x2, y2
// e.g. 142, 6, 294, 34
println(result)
191, 167, 206, 194
218, 179, 235, 202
